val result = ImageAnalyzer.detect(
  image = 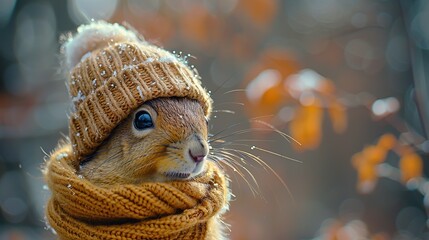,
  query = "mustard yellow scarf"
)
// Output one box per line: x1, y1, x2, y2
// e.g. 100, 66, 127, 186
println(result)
44, 145, 229, 240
